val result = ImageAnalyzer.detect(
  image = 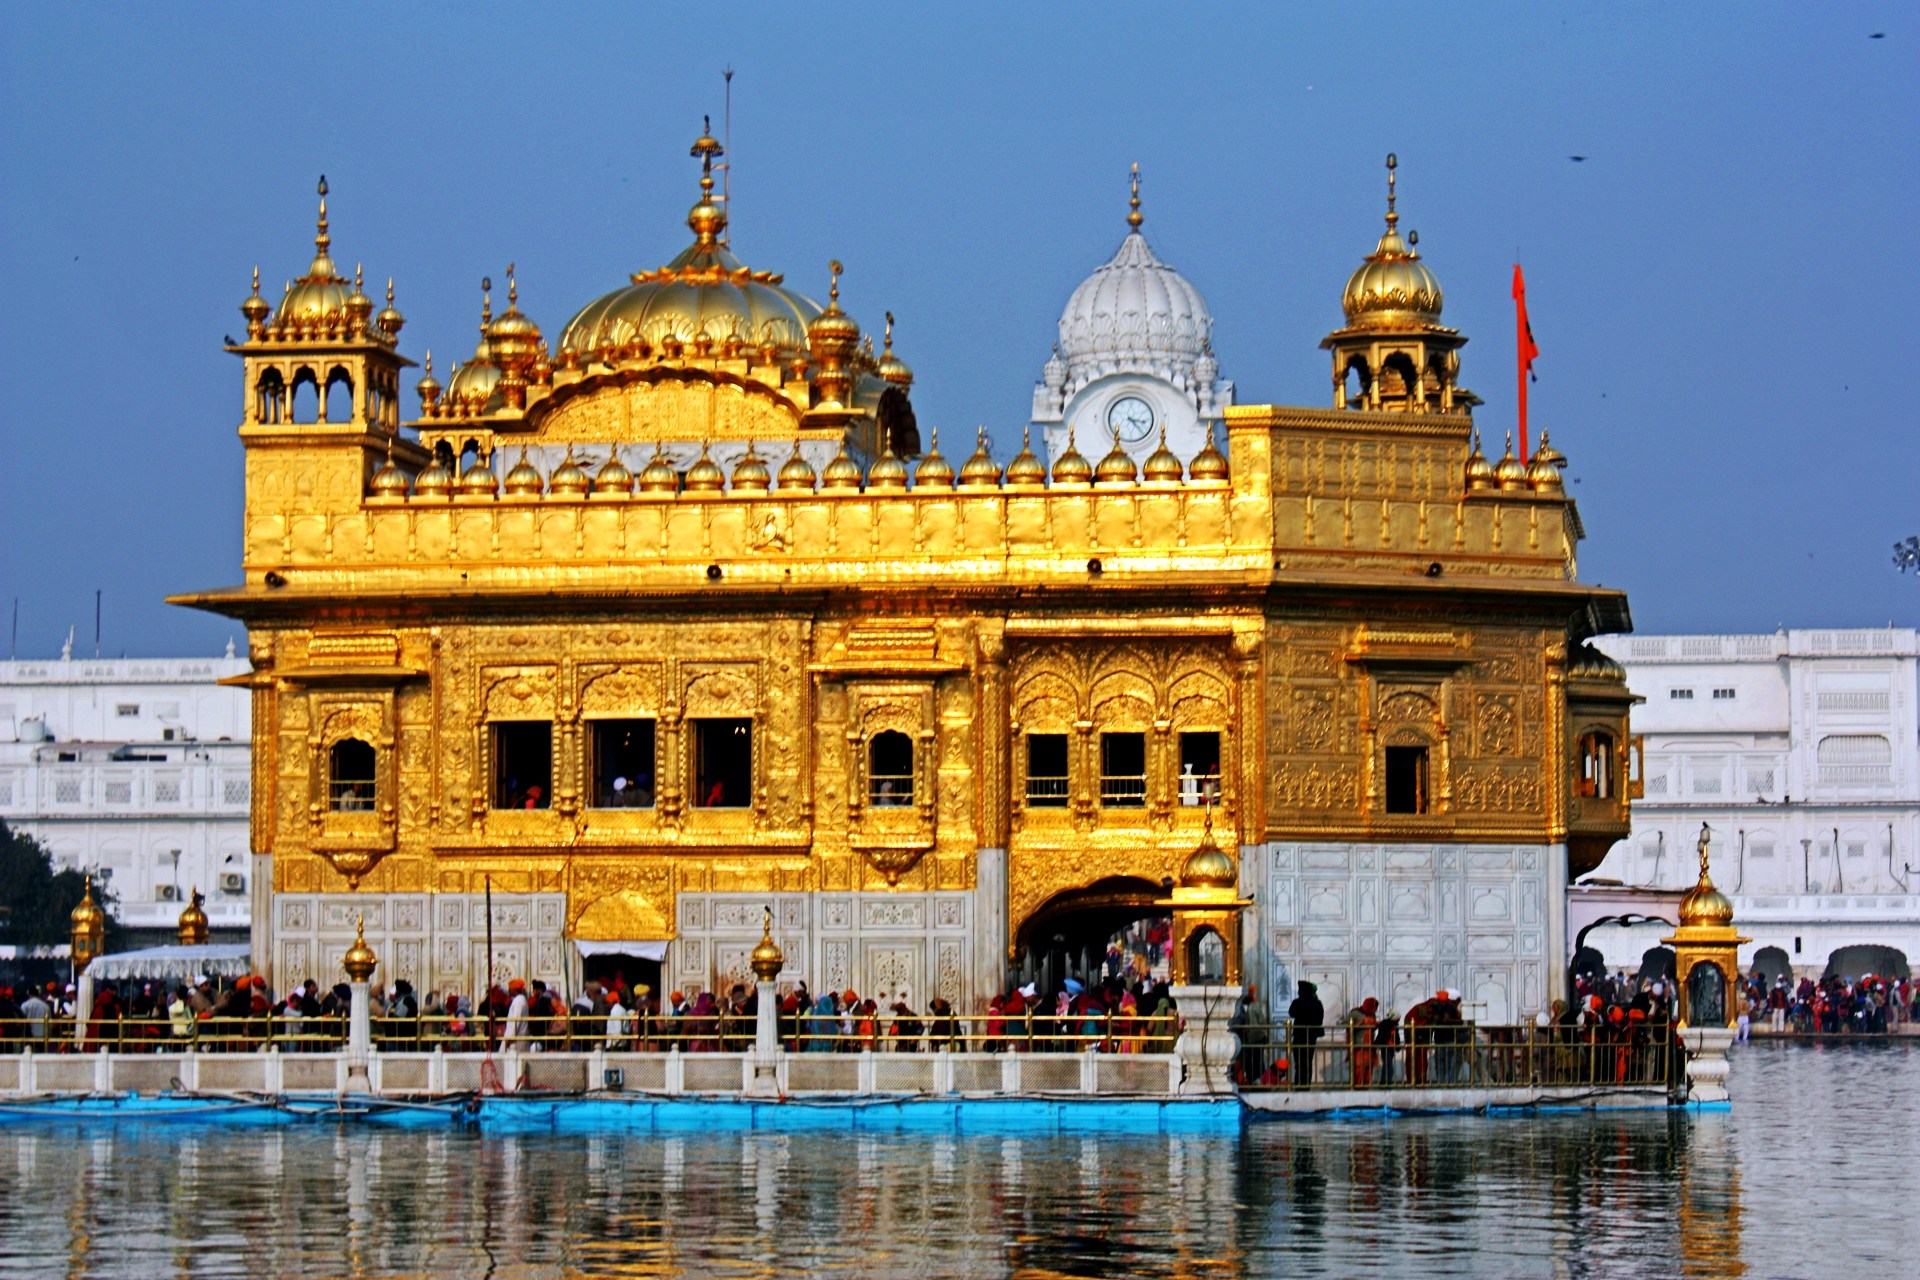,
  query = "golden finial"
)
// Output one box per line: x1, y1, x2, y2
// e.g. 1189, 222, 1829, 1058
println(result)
251, 265, 261, 297
1128, 162, 1143, 230
828, 259, 843, 307
507, 262, 517, 307
1696, 822, 1712, 880
315, 174, 330, 254
480, 276, 492, 329
386, 277, 395, 306
354, 263, 364, 291
883, 311, 895, 354
1384, 152, 1399, 231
